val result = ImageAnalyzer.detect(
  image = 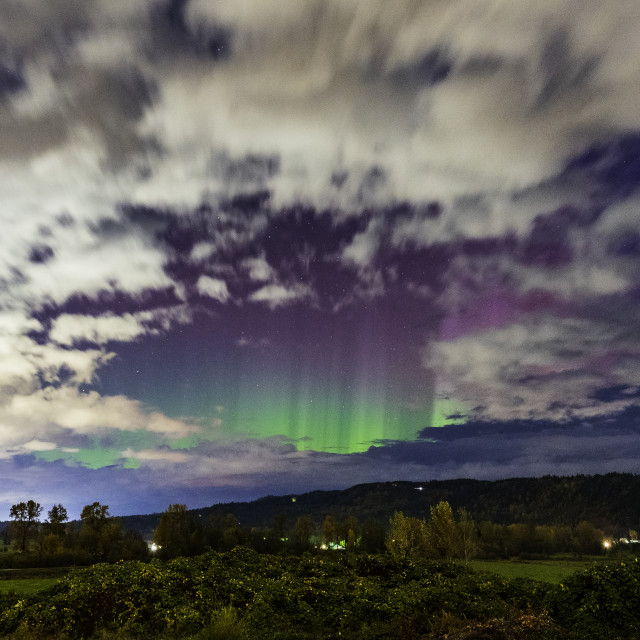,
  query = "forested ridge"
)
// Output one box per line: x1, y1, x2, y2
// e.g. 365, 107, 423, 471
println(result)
114, 472, 640, 538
